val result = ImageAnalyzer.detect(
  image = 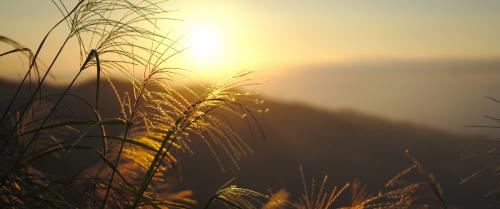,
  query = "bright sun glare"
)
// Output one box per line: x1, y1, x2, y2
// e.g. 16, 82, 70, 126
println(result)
188, 24, 222, 65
